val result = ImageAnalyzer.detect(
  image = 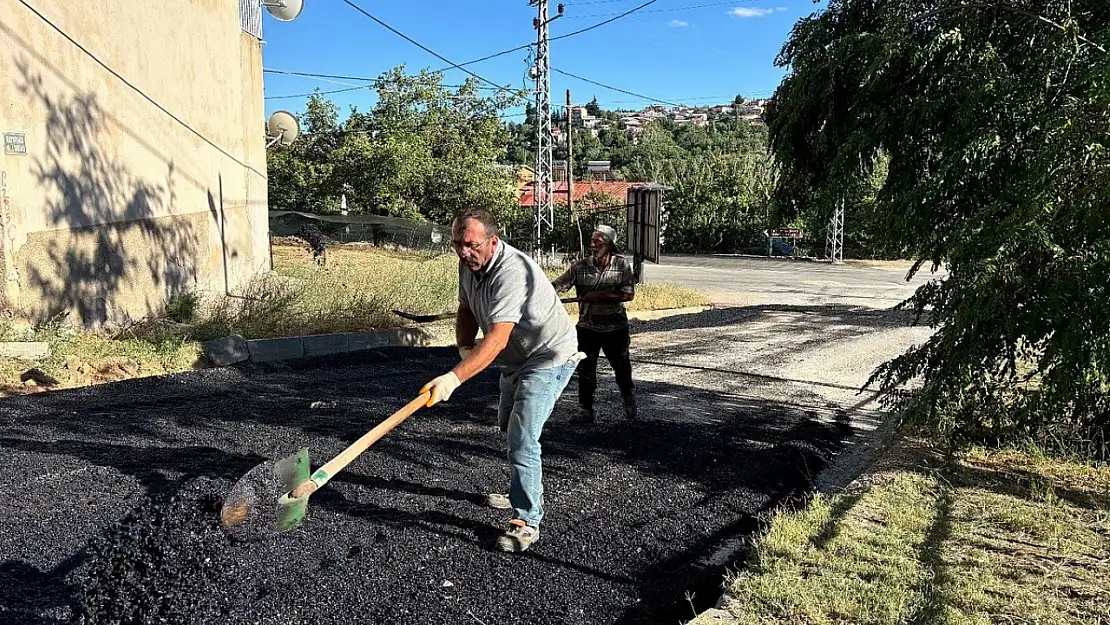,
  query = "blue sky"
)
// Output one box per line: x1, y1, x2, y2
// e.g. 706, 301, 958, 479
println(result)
260, 0, 826, 121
